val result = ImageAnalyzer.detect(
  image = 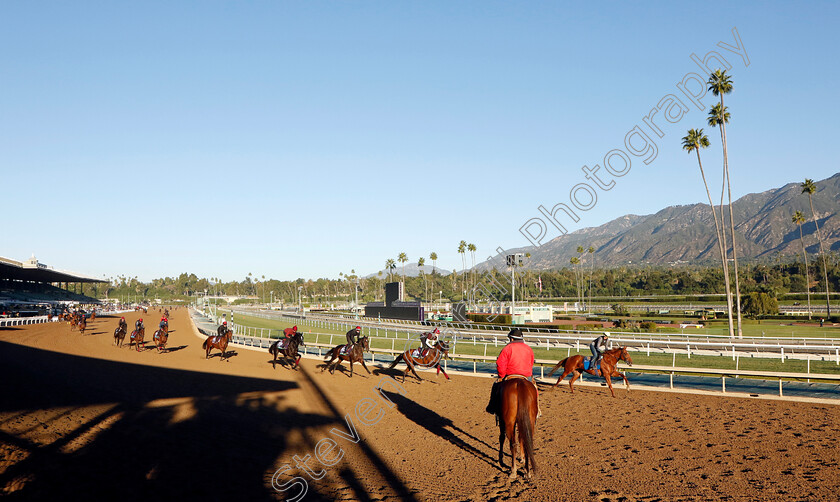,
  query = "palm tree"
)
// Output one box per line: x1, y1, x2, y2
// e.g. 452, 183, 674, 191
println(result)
708, 73, 743, 337
682, 128, 736, 338
587, 246, 595, 312
430, 252, 438, 303
418, 257, 427, 302
570, 256, 581, 308
458, 240, 467, 292
801, 179, 831, 316
792, 211, 812, 319
398, 252, 408, 282
468, 243, 477, 299
385, 259, 396, 282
